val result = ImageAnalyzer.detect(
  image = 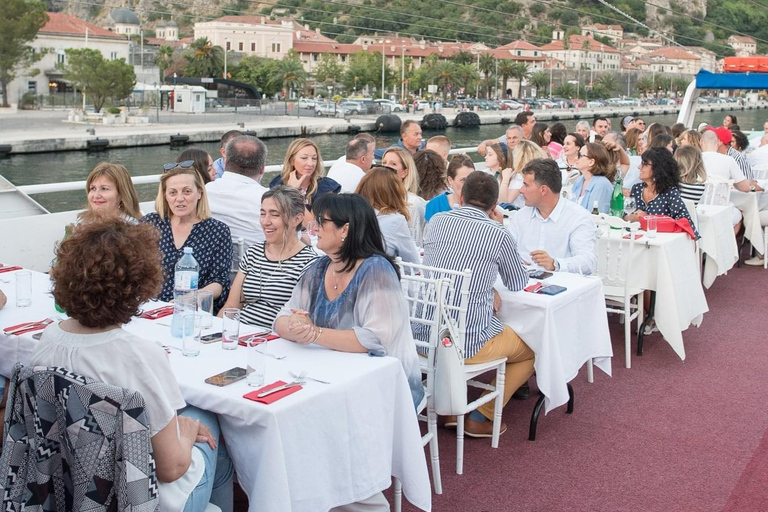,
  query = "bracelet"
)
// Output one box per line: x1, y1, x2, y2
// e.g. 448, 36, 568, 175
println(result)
311, 327, 323, 345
